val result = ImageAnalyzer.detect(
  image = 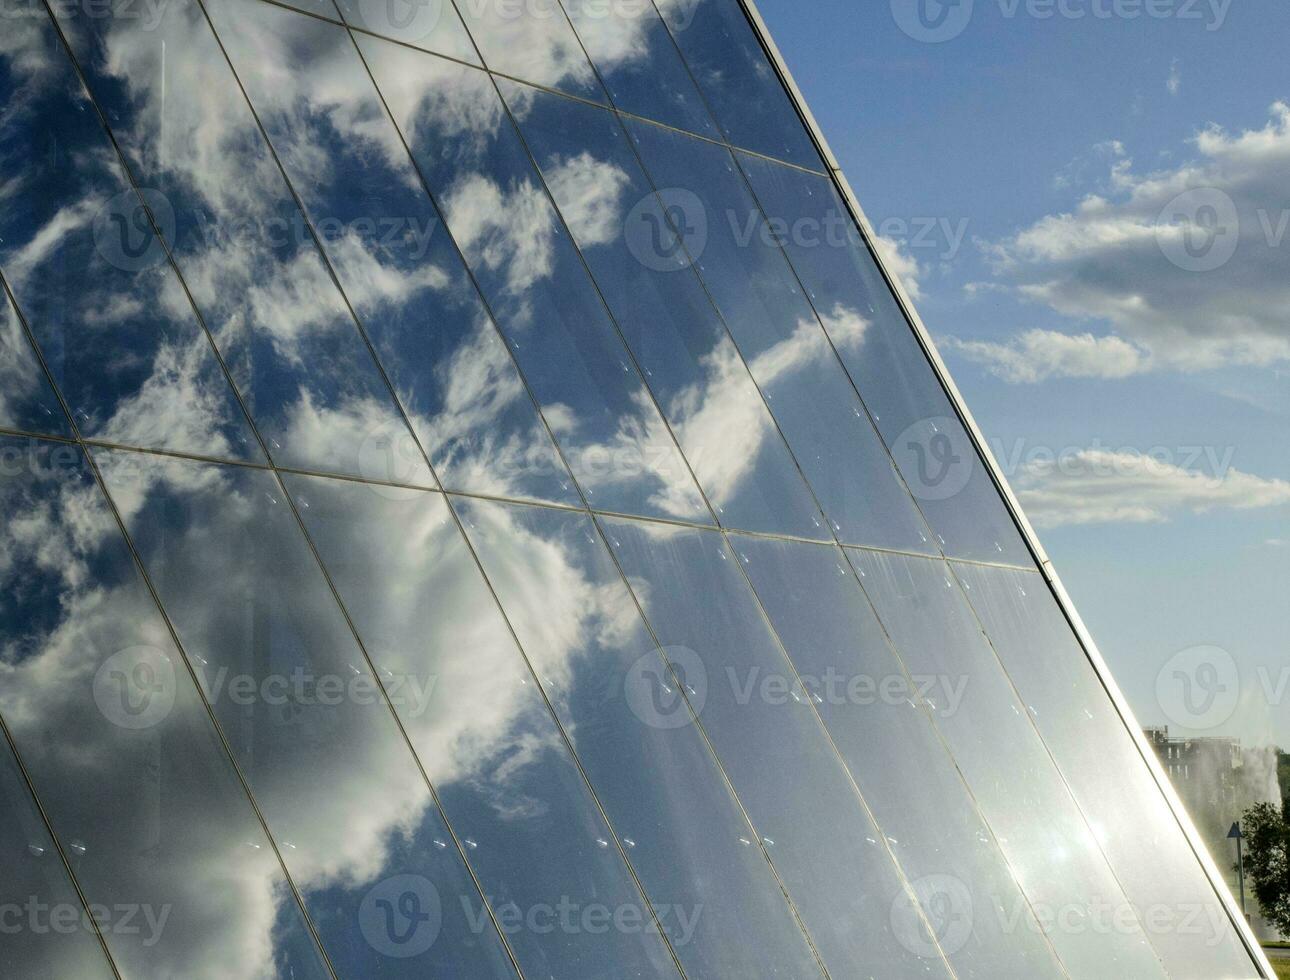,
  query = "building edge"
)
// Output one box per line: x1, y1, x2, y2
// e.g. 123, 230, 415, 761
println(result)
732, 2, 1274, 974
